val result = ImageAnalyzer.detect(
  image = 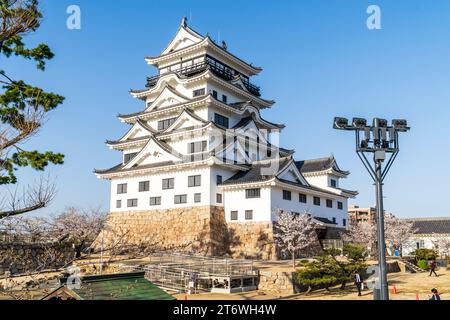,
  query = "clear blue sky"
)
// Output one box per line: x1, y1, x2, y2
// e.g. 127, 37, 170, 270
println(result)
7, 0, 450, 218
